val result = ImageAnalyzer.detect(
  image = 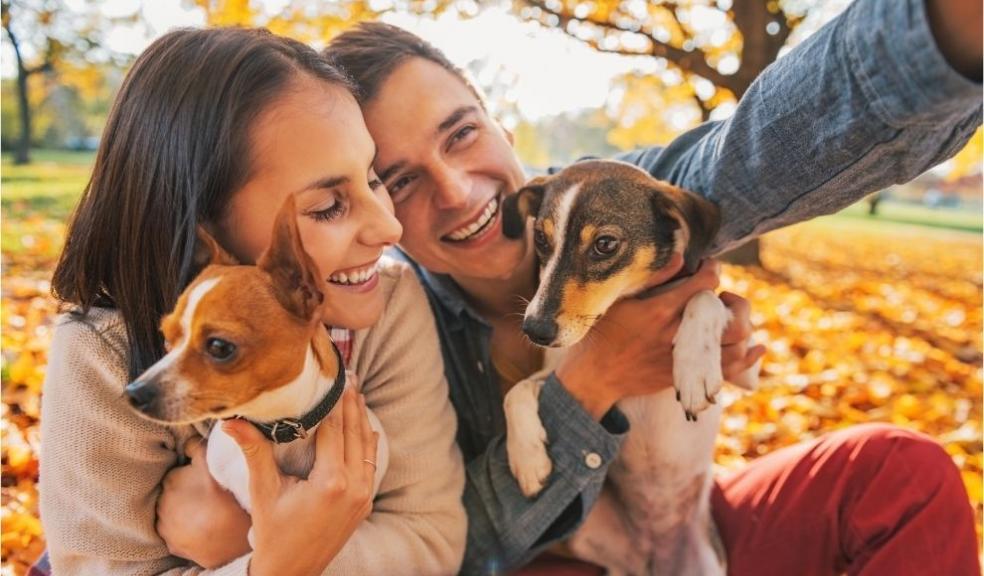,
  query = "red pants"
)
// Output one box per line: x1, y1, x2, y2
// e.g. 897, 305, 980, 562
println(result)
517, 424, 980, 575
